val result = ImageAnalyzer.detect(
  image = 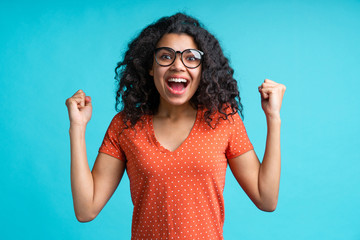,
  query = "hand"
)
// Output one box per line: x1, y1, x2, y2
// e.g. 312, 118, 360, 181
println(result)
65, 90, 92, 127
258, 79, 286, 119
